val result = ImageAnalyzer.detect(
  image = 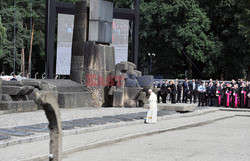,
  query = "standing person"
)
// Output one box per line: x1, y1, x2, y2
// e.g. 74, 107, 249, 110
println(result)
209, 82, 216, 106
169, 80, 176, 104
177, 81, 182, 103
247, 81, 250, 108
182, 78, 189, 103
160, 81, 166, 103
205, 82, 209, 106
197, 81, 206, 107
145, 89, 157, 124
189, 79, 197, 104
246, 81, 250, 108
220, 83, 225, 106
224, 83, 231, 107
157, 81, 162, 103
231, 84, 239, 108
214, 87, 221, 107
240, 82, 247, 108
164, 80, 170, 103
